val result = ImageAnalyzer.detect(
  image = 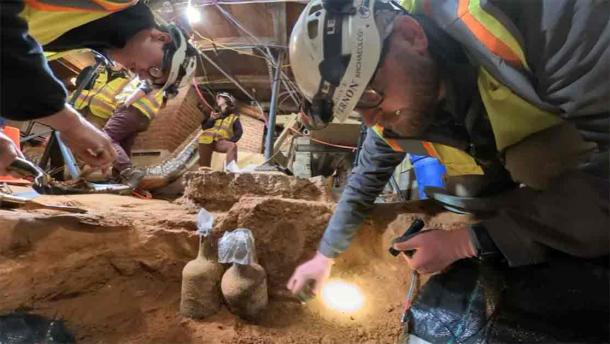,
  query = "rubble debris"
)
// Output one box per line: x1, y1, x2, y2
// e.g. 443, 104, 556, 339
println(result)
182, 171, 333, 211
